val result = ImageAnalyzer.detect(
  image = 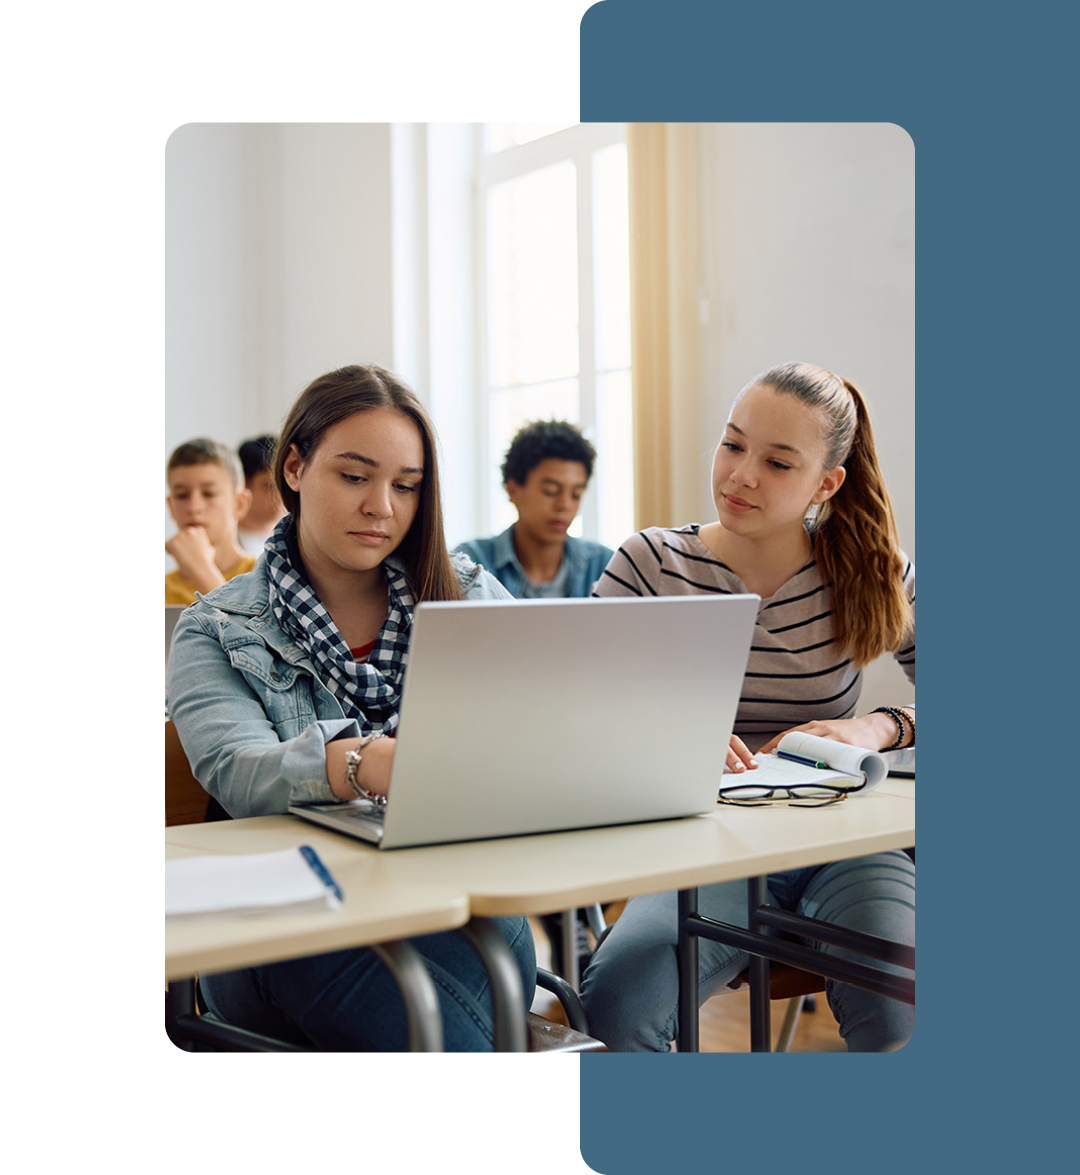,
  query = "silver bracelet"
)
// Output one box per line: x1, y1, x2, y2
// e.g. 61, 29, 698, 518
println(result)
344, 732, 388, 805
